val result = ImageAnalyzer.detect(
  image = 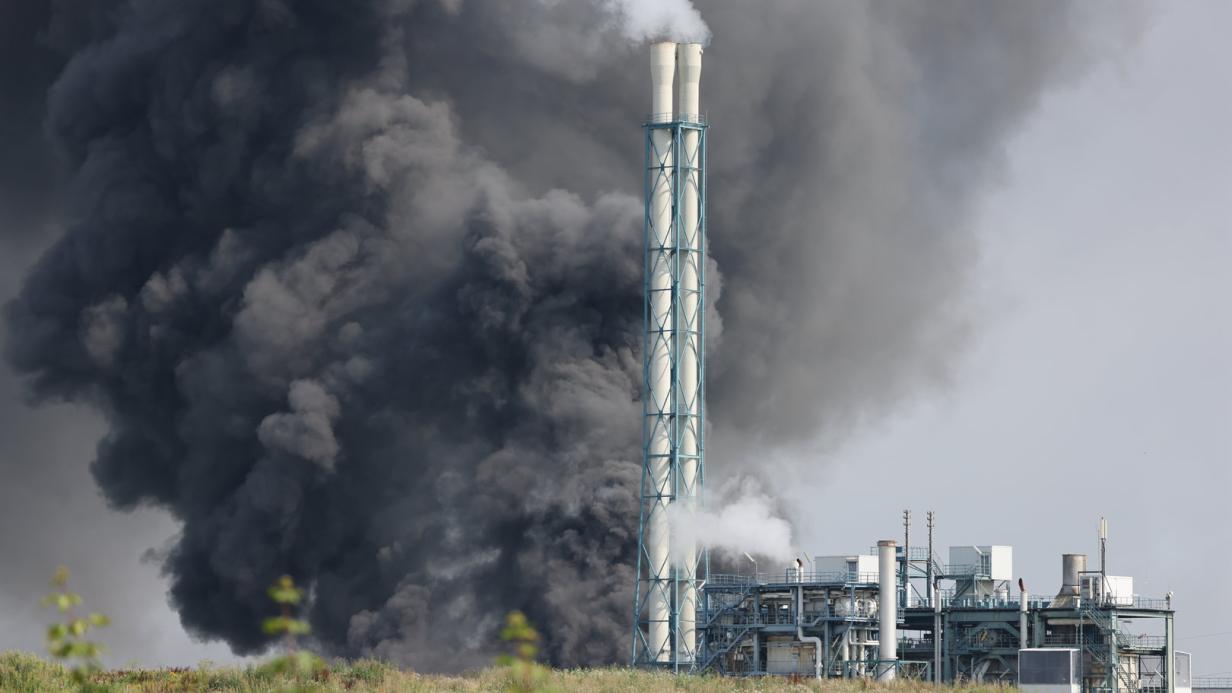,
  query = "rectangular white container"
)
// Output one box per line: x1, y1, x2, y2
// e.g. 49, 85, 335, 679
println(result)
949, 545, 1013, 580
814, 554, 879, 582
